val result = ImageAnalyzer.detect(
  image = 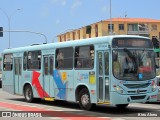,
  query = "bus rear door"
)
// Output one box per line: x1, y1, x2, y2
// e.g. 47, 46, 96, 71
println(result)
97, 51, 110, 103
14, 57, 22, 94
43, 55, 54, 97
